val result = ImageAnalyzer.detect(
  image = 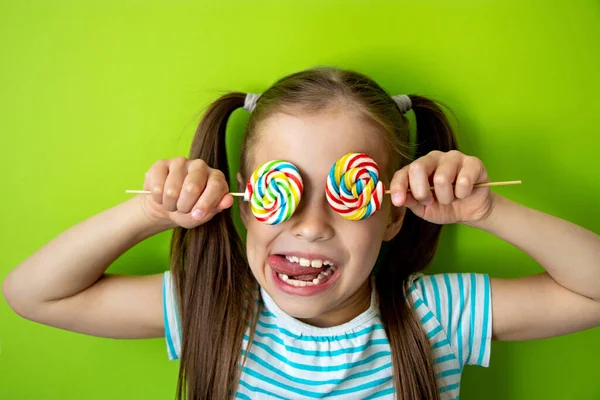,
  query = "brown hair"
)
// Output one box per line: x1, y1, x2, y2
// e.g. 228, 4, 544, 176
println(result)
170, 67, 458, 399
